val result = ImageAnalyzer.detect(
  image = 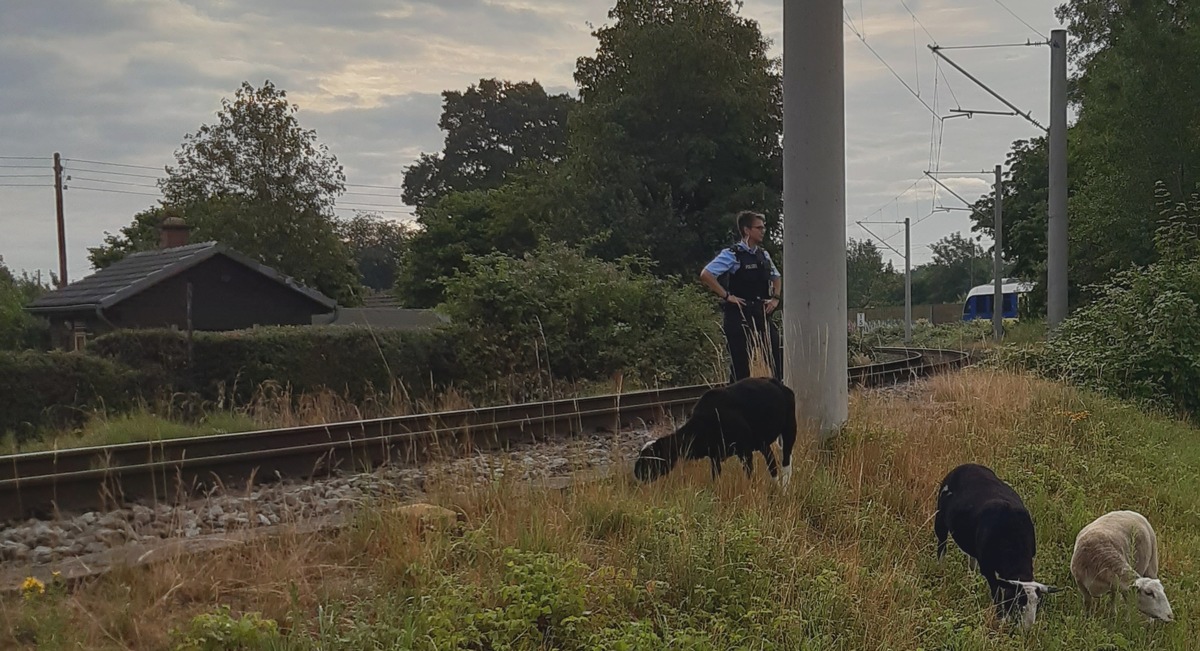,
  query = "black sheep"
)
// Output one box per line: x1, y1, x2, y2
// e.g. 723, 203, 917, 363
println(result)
934, 463, 1061, 631
633, 377, 796, 486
